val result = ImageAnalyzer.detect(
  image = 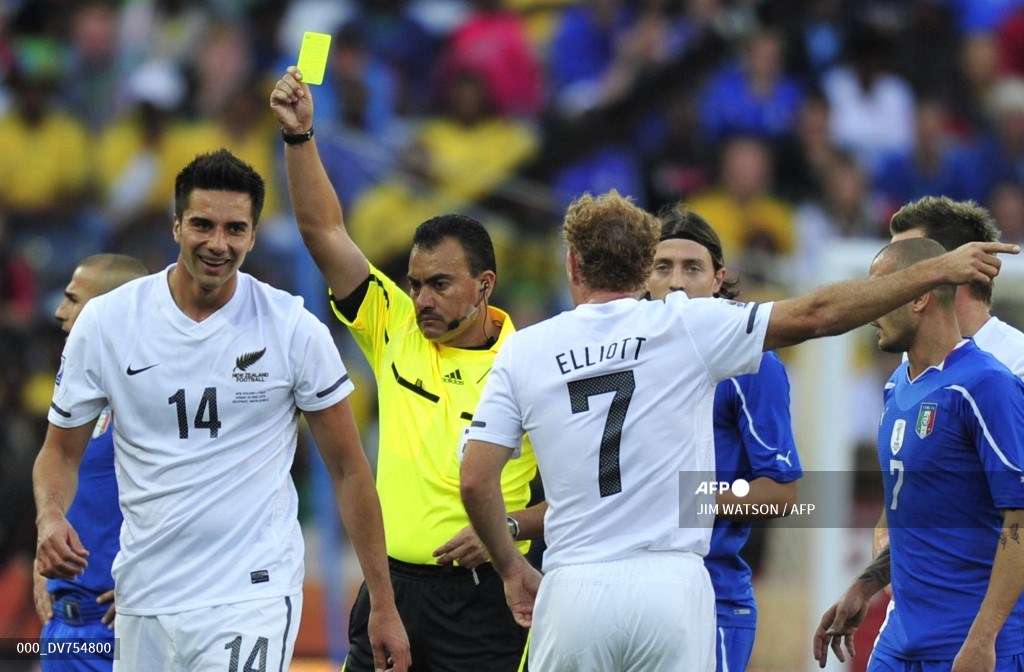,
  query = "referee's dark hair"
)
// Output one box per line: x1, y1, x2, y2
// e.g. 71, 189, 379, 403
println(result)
657, 203, 741, 300
175, 148, 267, 226
412, 214, 497, 278
890, 196, 1001, 306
